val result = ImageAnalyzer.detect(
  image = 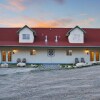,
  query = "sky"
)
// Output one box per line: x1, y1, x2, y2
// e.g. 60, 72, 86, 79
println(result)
0, 0, 100, 28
